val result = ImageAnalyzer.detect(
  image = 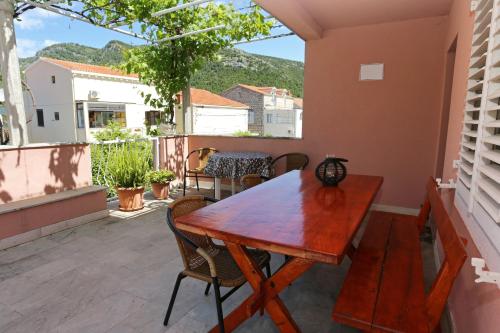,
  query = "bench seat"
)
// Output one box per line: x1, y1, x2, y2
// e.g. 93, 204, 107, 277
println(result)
333, 211, 429, 333
333, 178, 467, 333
